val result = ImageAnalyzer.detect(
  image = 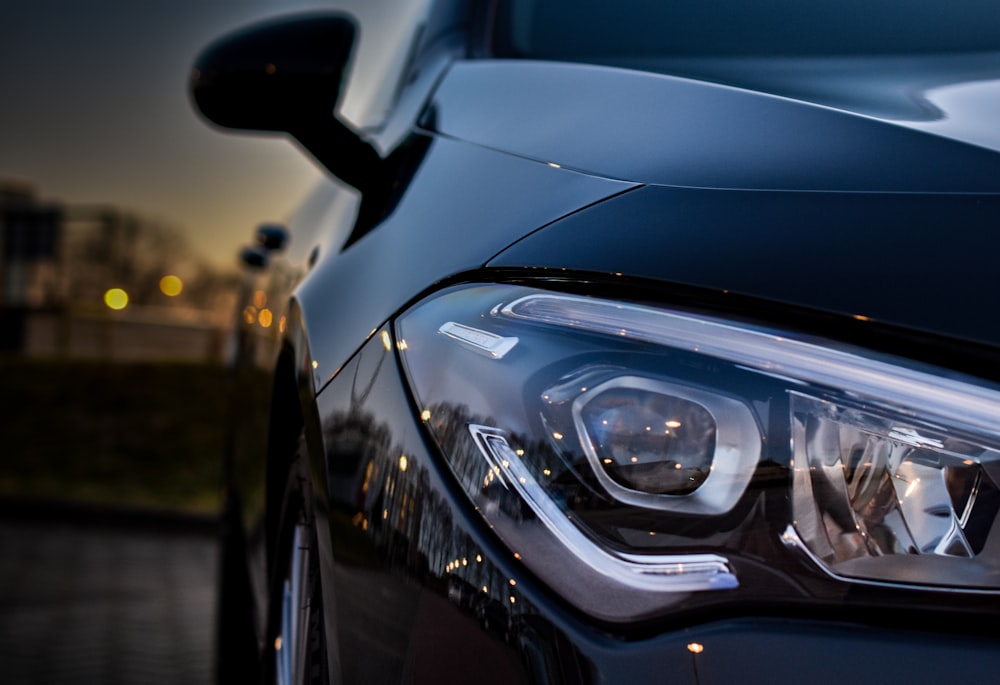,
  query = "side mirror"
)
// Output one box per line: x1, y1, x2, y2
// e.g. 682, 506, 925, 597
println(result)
189, 12, 381, 193
255, 223, 289, 252
190, 13, 356, 133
